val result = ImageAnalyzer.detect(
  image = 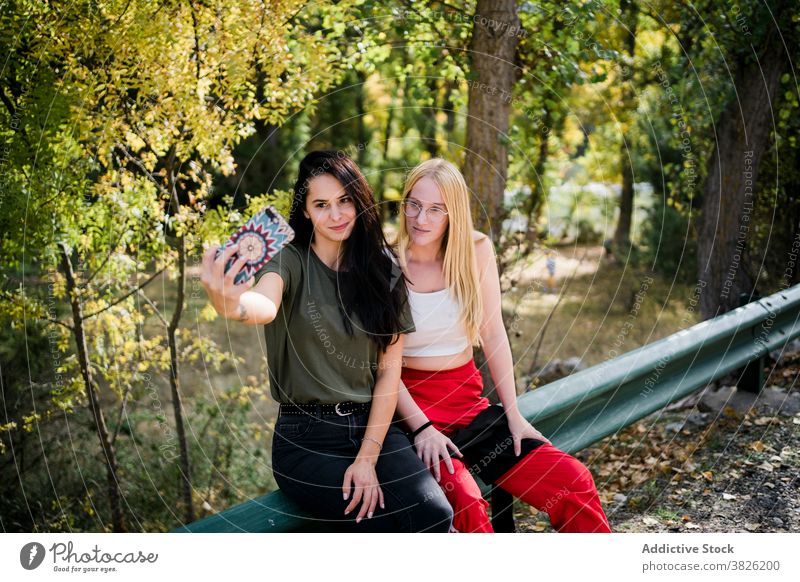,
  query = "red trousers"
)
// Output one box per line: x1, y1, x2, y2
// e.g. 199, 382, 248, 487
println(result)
436, 444, 611, 533
402, 361, 611, 533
